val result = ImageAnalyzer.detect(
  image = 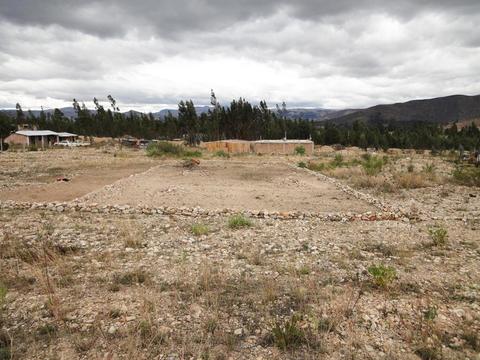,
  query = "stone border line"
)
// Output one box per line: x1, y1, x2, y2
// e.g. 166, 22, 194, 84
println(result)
0, 200, 406, 222
289, 163, 408, 216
